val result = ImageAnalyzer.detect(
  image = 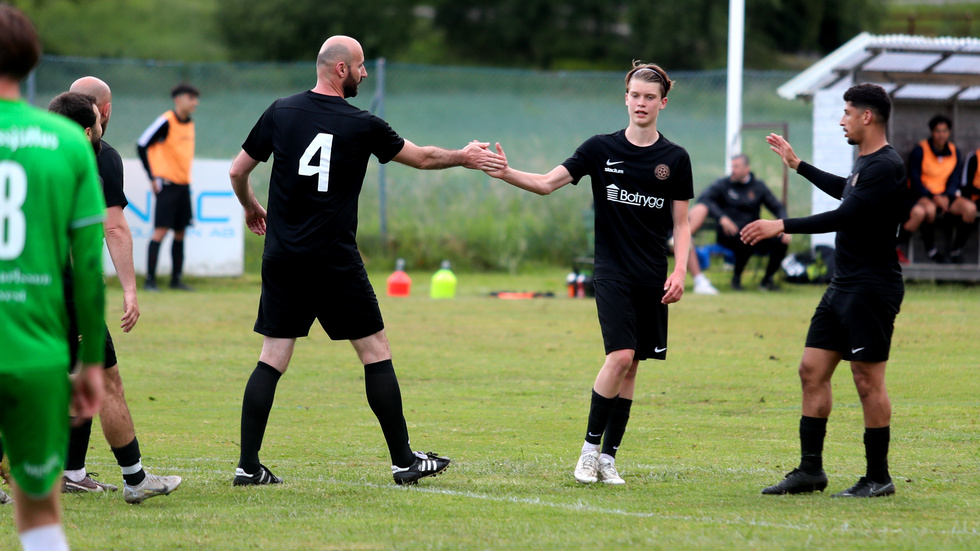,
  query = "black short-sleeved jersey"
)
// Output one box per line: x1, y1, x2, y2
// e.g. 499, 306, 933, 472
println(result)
562, 130, 694, 283
242, 91, 405, 262
98, 140, 127, 209
786, 146, 906, 294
